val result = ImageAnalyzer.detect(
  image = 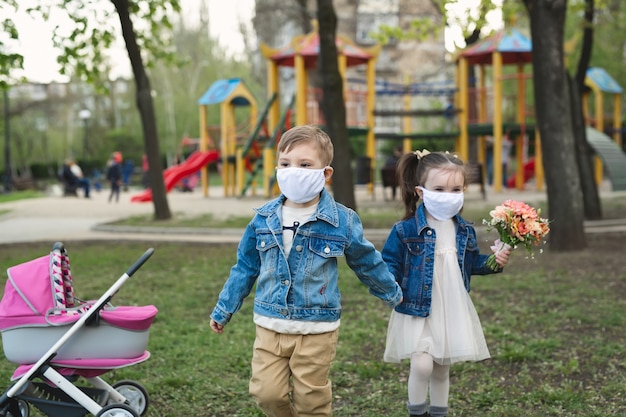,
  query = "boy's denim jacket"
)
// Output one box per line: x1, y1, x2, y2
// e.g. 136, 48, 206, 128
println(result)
211, 189, 402, 326
381, 204, 500, 318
